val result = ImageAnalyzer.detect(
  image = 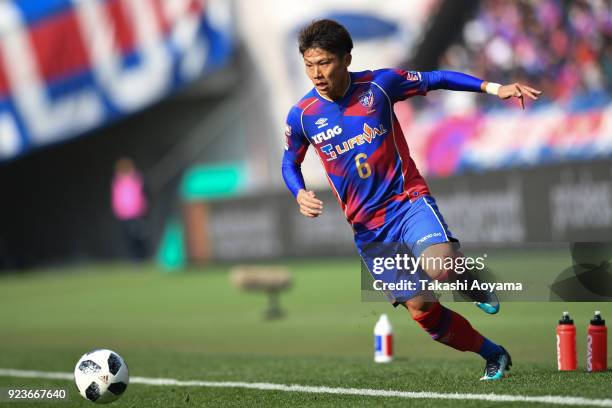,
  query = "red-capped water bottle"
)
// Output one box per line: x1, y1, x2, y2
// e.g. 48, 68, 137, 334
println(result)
587, 311, 607, 372
374, 314, 393, 363
557, 311, 577, 371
